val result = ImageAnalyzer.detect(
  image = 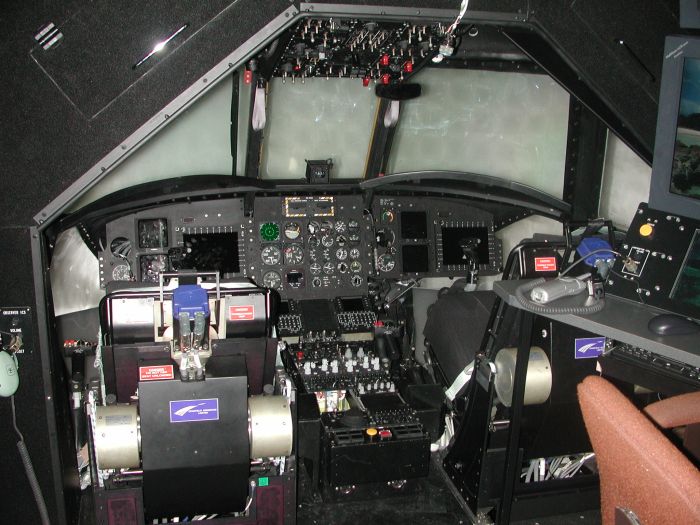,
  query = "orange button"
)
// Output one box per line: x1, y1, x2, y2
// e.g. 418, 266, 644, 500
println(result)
639, 223, 654, 237
366, 427, 378, 437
